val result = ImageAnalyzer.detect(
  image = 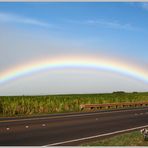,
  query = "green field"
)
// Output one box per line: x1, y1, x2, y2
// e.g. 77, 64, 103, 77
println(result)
0, 92, 148, 117
83, 130, 148, 146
